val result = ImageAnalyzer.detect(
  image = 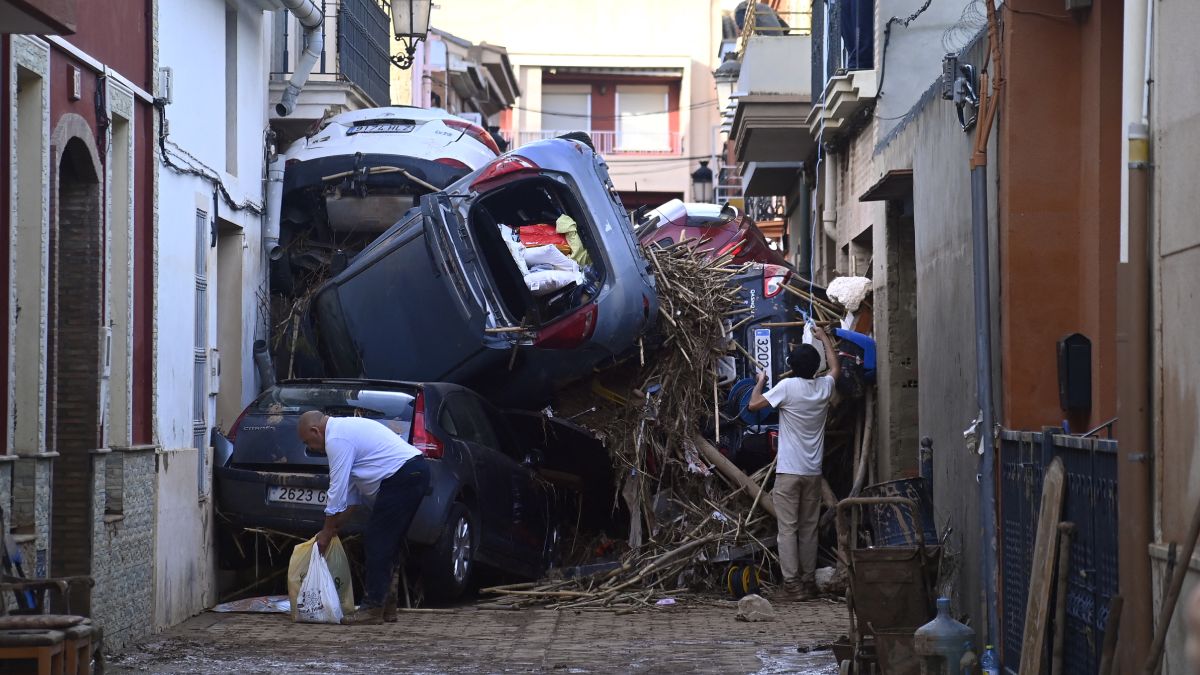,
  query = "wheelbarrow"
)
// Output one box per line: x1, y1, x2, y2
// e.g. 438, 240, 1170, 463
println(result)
835, 496, 942, 675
